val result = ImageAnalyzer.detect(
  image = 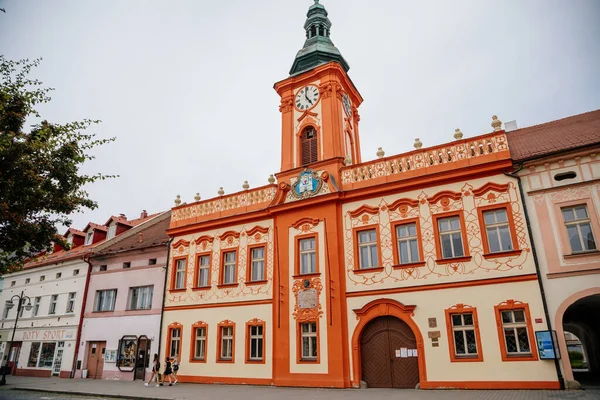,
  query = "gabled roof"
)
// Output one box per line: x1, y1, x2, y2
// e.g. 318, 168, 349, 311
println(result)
507, 109, 600, 162
104, 215, 134, 227
64, 227, 85, 237
83, 222, 108, 232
